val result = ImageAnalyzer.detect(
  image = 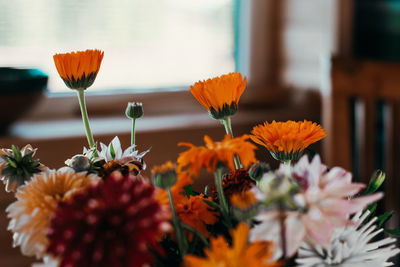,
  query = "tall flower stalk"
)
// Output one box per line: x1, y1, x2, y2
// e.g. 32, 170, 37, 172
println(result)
152, 162, 188, 256
77, 89, 96, 153
125, 102, 143, 152
167, 188, 189, 255
53, 49, 104, 156
221, 117, 241, 169
214, 166, 231, 226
